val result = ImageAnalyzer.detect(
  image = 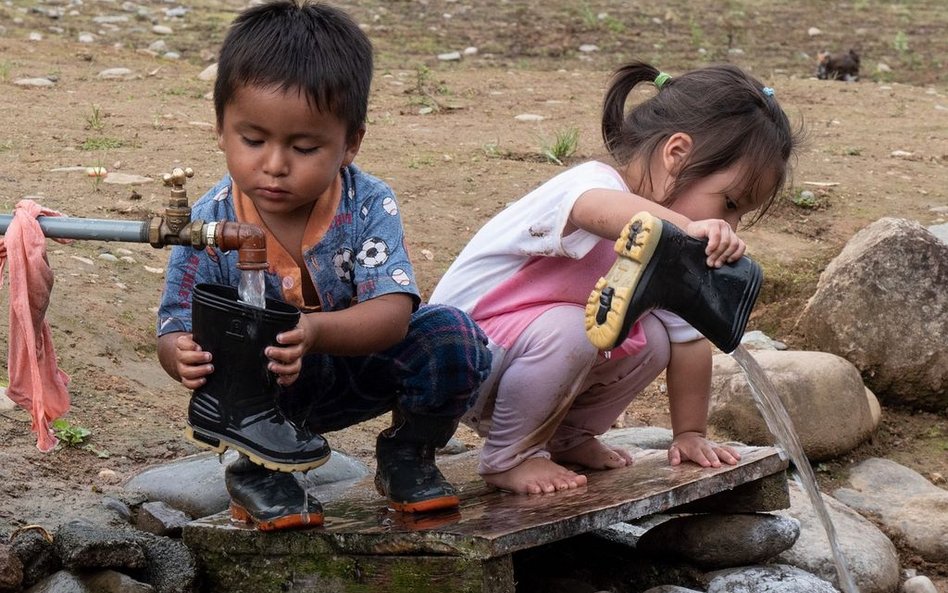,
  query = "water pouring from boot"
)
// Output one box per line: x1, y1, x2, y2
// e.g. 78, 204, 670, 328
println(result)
586, 211, 860, 593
